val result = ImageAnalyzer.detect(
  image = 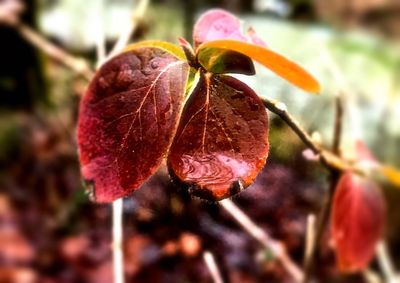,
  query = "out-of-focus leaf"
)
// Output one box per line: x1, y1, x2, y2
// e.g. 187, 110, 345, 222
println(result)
355, 140, 377, 163
77, 47, 189, 202
193, 9, 267, 48
197, 47, 255, 75
331, 172, 386, 273
193, 9, 248, 48
353, 141, 400, 187
197, 40, 321, 93
168, 72, 269, 201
